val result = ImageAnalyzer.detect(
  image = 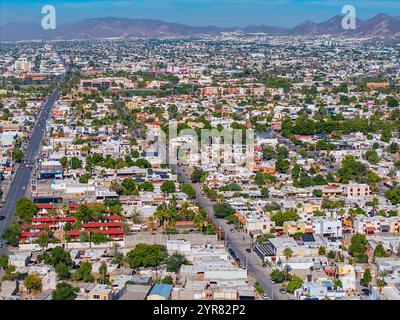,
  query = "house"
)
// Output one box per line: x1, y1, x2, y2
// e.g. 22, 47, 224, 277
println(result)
167, 240, 191, 254
294, 277, 345, 300
147, 284, 173, 300
8, 253, 30, 267
88, 284, 113, 300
